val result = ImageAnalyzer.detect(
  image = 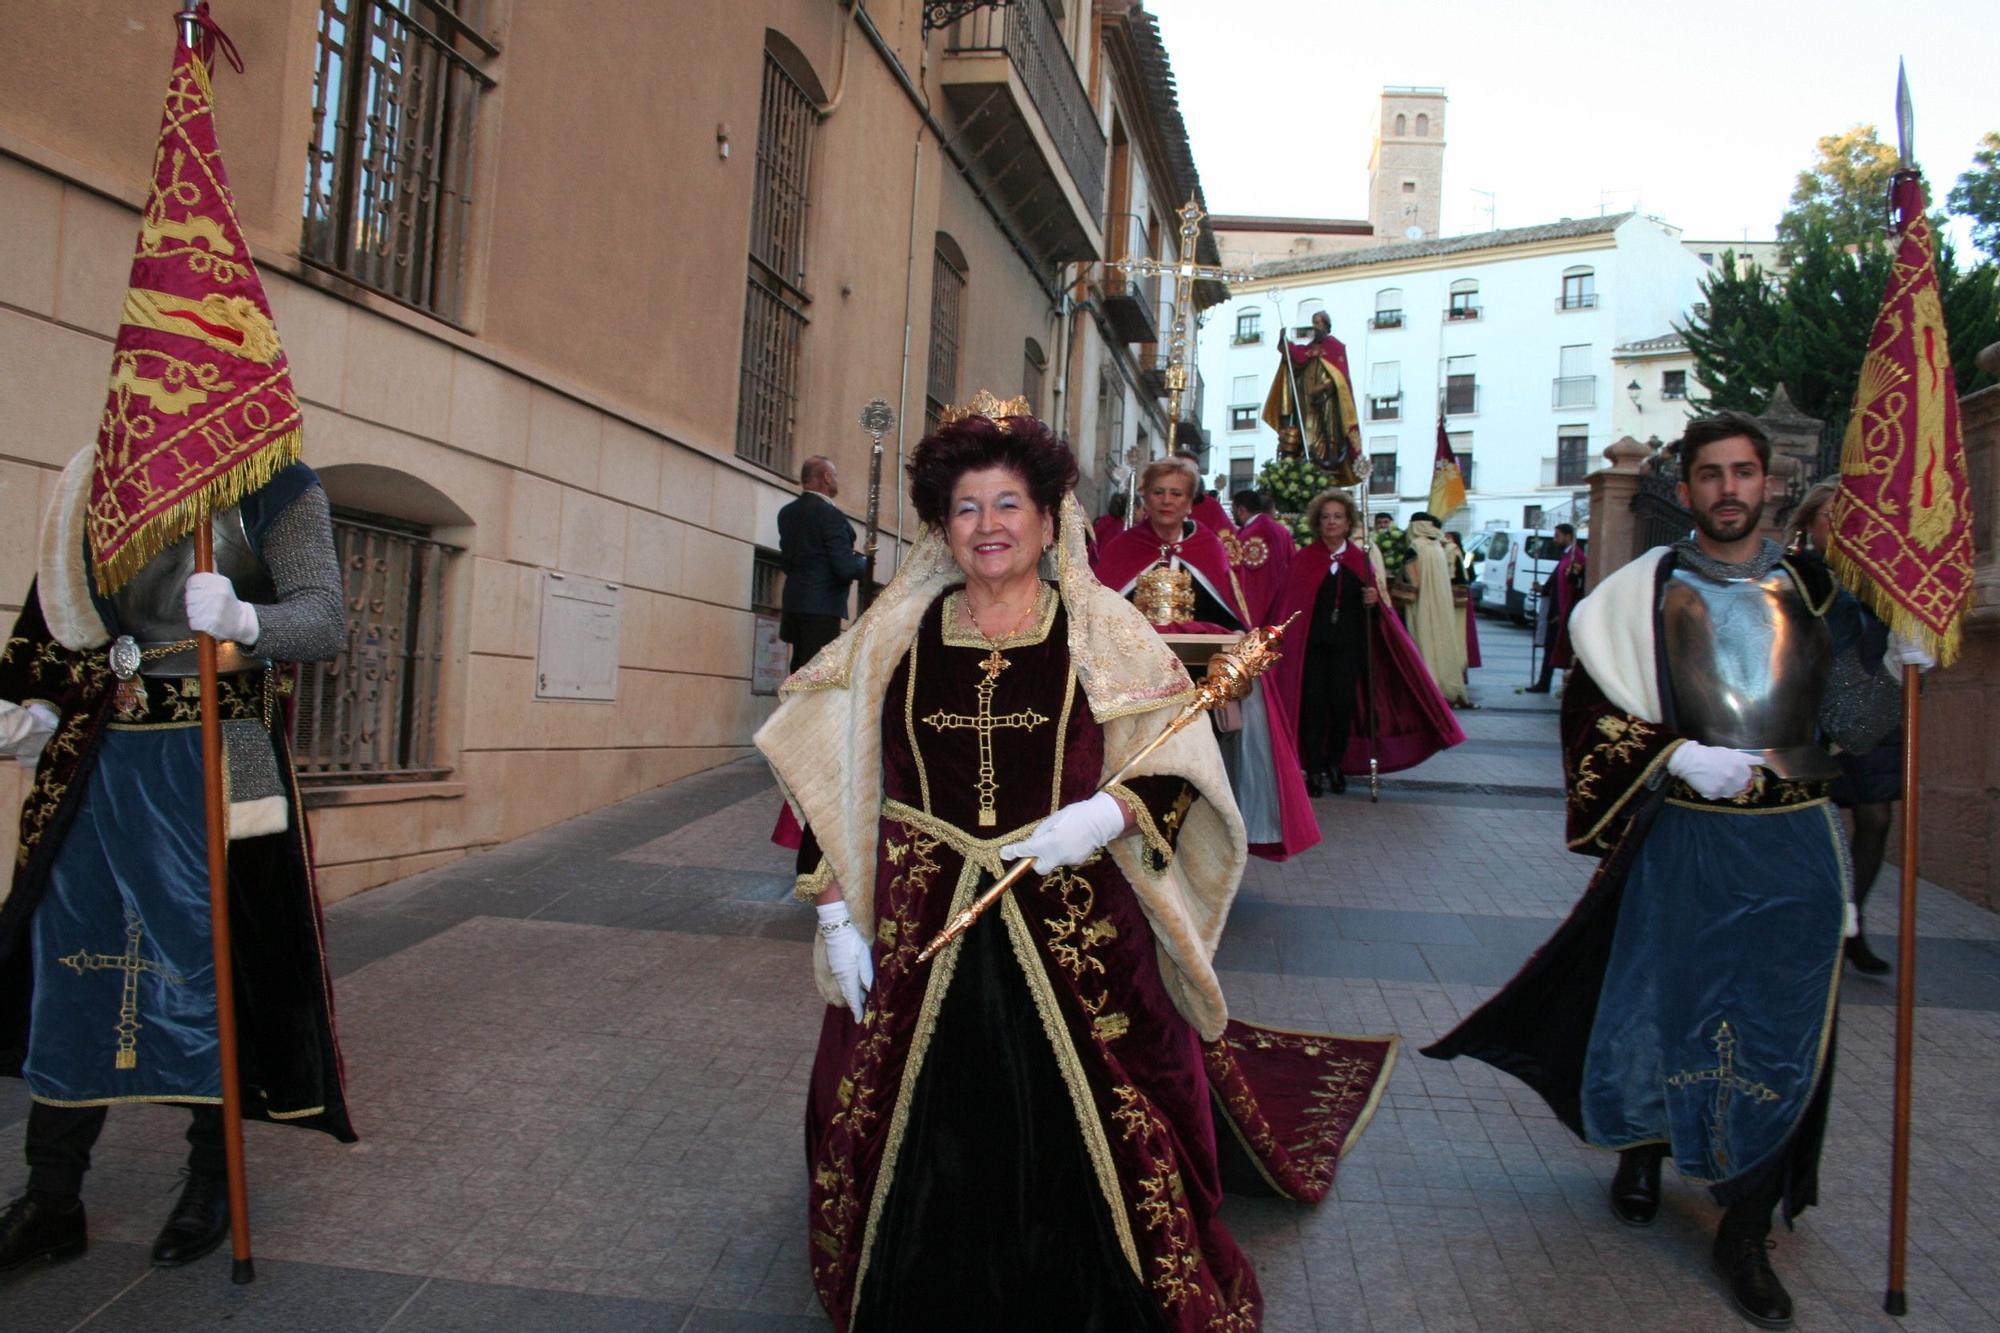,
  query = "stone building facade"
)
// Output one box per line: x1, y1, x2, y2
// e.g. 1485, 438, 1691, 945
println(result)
0, 0, 1218, 899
